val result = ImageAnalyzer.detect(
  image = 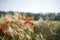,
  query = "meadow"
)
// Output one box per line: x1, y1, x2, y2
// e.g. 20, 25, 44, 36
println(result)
0, 13, 60, 40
